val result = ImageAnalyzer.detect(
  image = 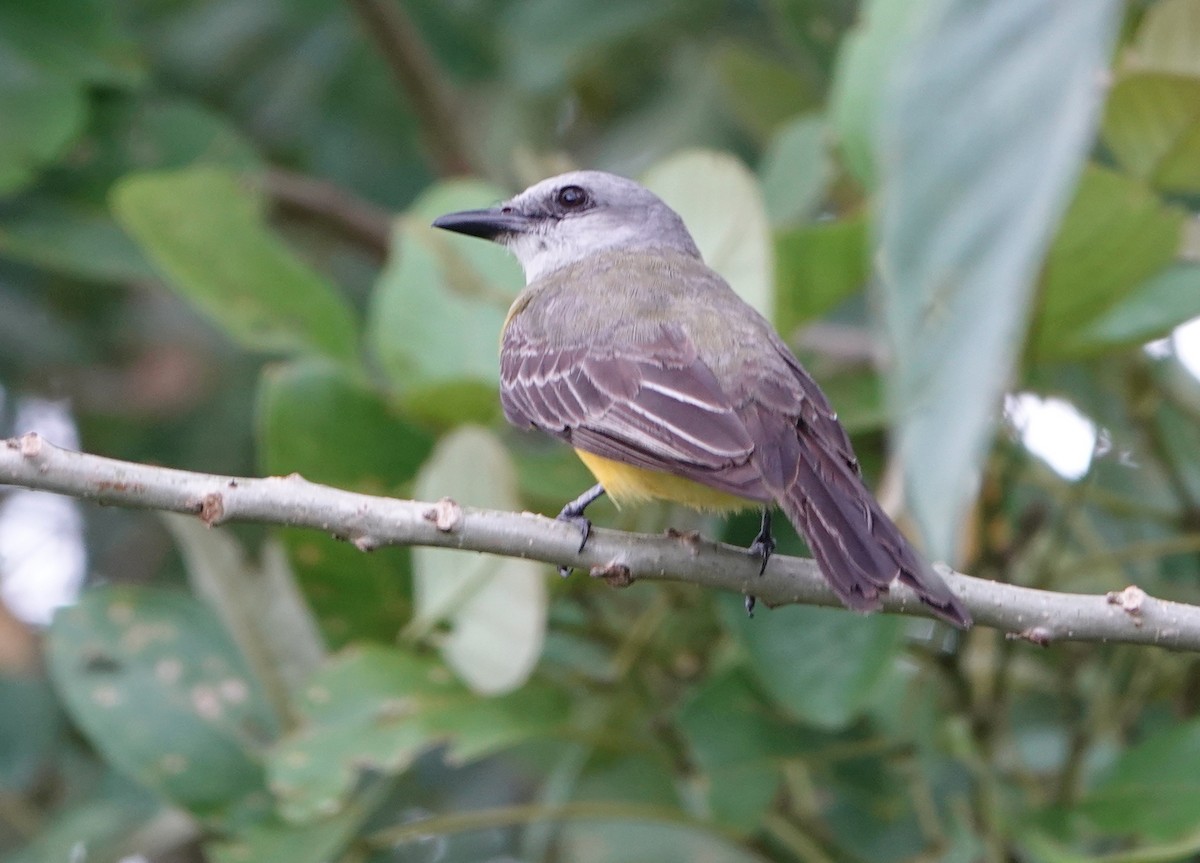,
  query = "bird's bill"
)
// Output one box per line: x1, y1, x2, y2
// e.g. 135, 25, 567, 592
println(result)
431, 207, 533, 240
